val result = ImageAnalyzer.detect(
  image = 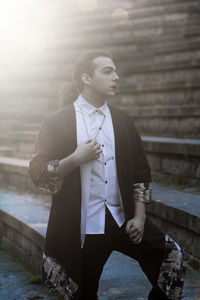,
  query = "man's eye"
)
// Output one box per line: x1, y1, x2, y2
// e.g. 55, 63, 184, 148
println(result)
103, 70, 112, 74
